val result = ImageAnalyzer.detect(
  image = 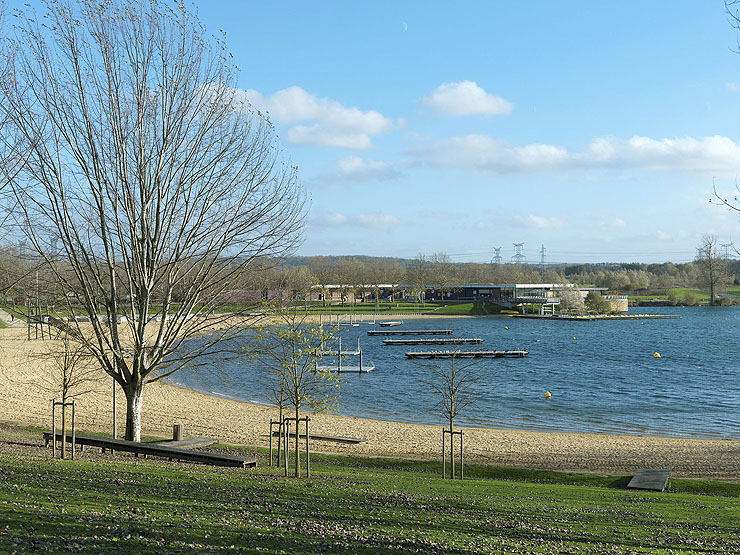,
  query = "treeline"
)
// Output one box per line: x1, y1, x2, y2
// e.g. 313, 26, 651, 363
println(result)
3, 245, 739, 303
